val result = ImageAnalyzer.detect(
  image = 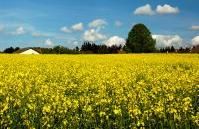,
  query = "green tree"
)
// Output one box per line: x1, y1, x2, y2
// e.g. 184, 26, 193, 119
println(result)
125, 23, 156, 53
3, 47, 15, 53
